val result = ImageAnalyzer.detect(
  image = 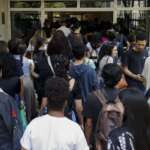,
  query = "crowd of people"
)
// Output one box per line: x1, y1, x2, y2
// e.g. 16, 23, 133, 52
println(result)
0, 17, 150, 150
